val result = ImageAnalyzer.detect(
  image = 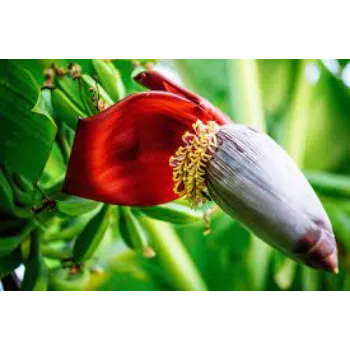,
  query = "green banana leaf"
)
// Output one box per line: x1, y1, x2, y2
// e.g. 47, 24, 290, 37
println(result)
0, 60, 56, 182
